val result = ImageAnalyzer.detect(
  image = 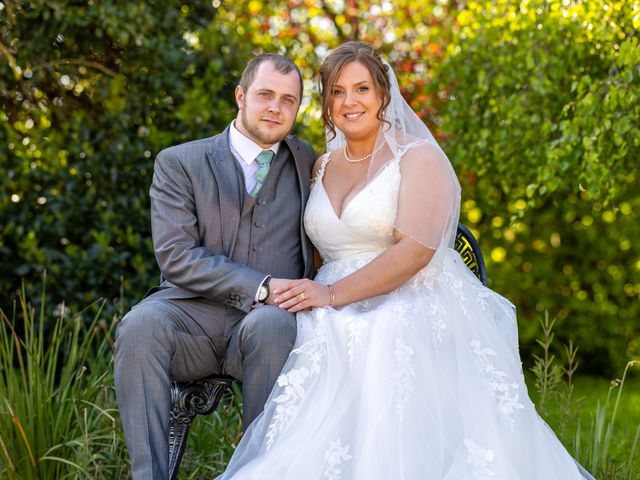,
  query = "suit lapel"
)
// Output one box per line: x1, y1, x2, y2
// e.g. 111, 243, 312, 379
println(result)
284, 135, 313, 276
206, 127, 243, 256
285, 135, 311, 204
